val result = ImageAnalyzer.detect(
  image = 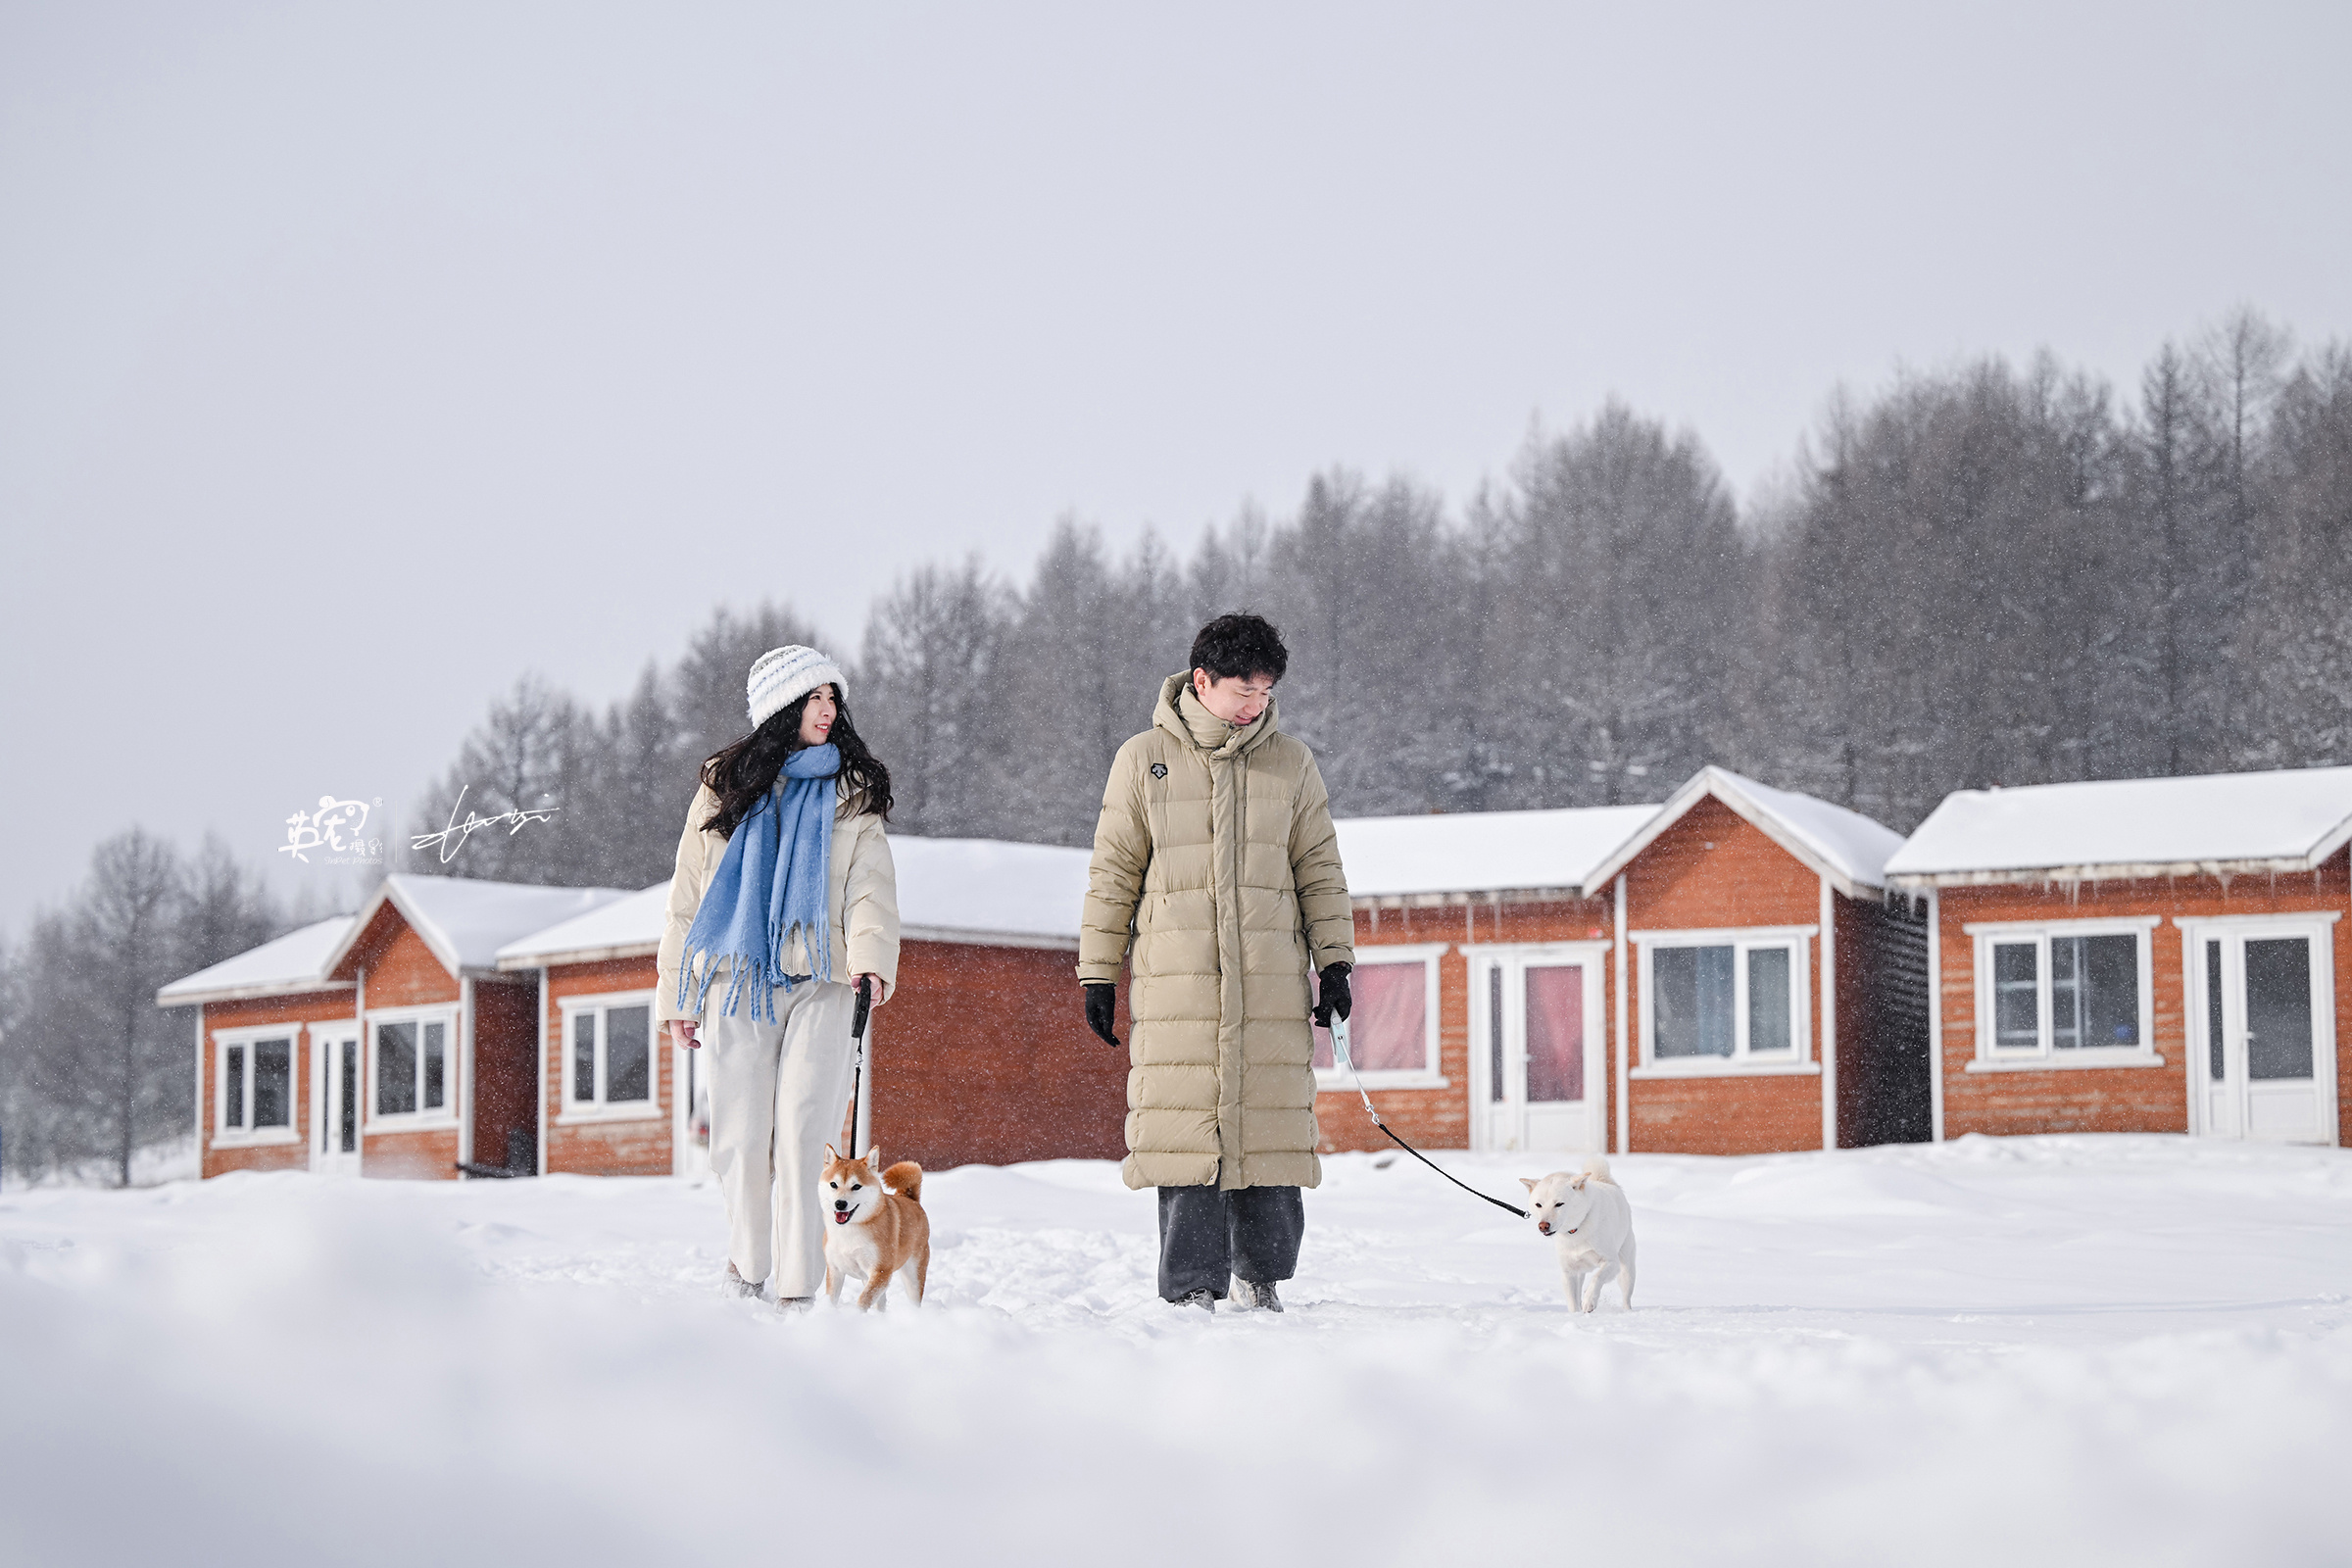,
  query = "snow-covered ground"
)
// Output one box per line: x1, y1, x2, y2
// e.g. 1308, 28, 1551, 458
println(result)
5, 1135, 2350, 1566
